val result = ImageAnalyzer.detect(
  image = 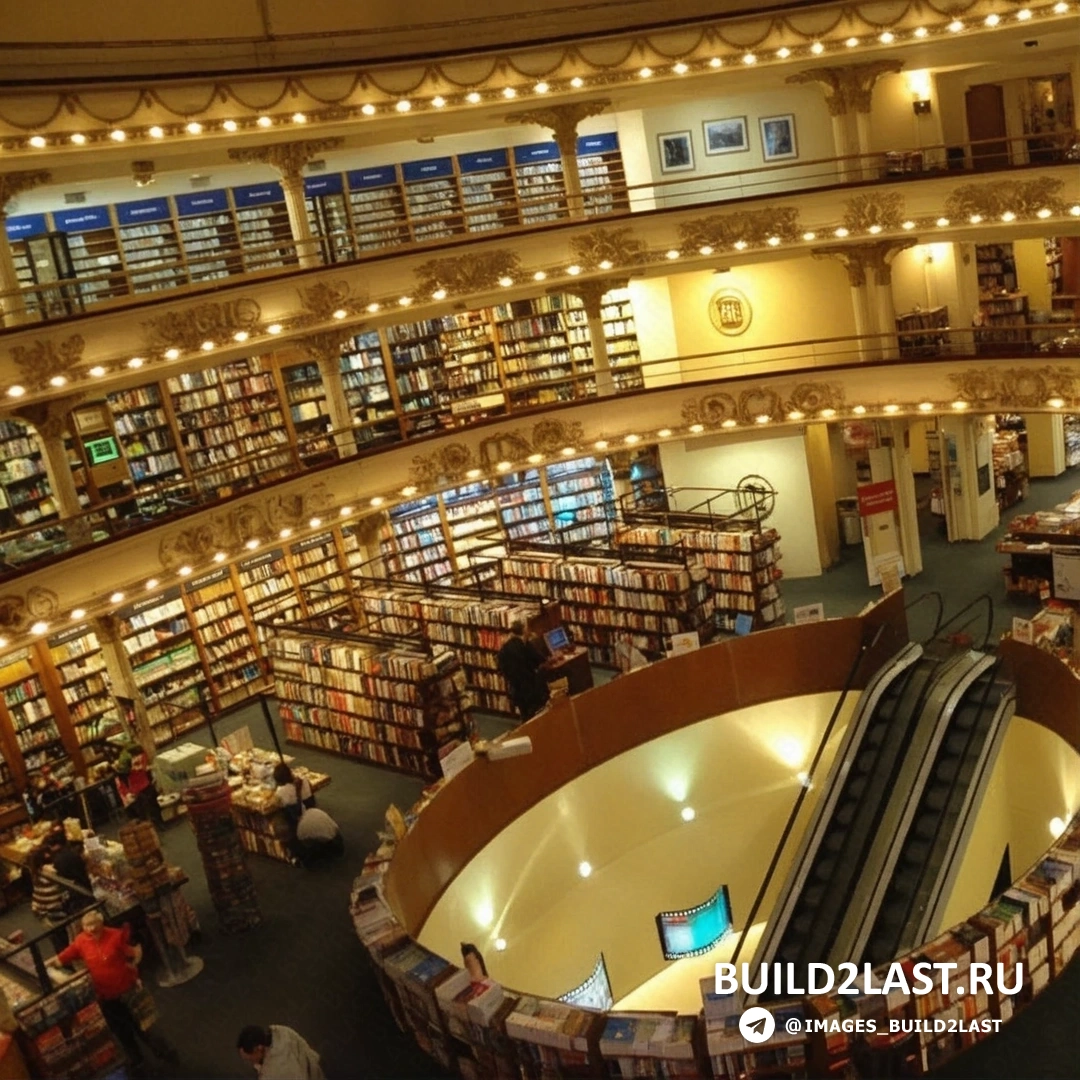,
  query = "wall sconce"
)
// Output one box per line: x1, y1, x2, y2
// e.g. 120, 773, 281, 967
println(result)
913, 99, 932, 116
906, 69, 933, 116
